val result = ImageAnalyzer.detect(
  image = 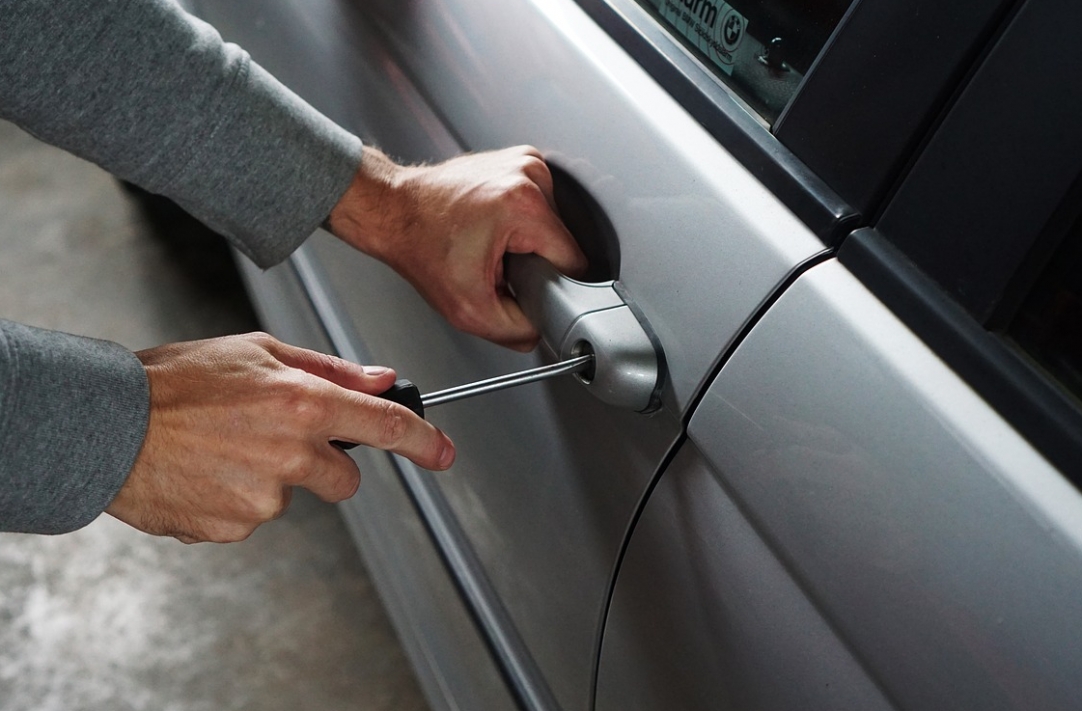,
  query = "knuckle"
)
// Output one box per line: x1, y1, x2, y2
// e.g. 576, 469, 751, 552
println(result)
246, 331, 276, 348
375, 399, 408, 449
279, 381, 329, 430
254, 492, 289, 523
197, 521, 255, 544
520, 154, 548, 175
234, 490, 287, 528
219, 524, 257, 543
305, 348, 335, 371
273, 488, 294, 519
320, 353, 347, 377
507, 176, 538, 198
279, 447, 312, 481
507, 180, 548, 212
515, 154, 549, 181
344, 469, 361, 498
